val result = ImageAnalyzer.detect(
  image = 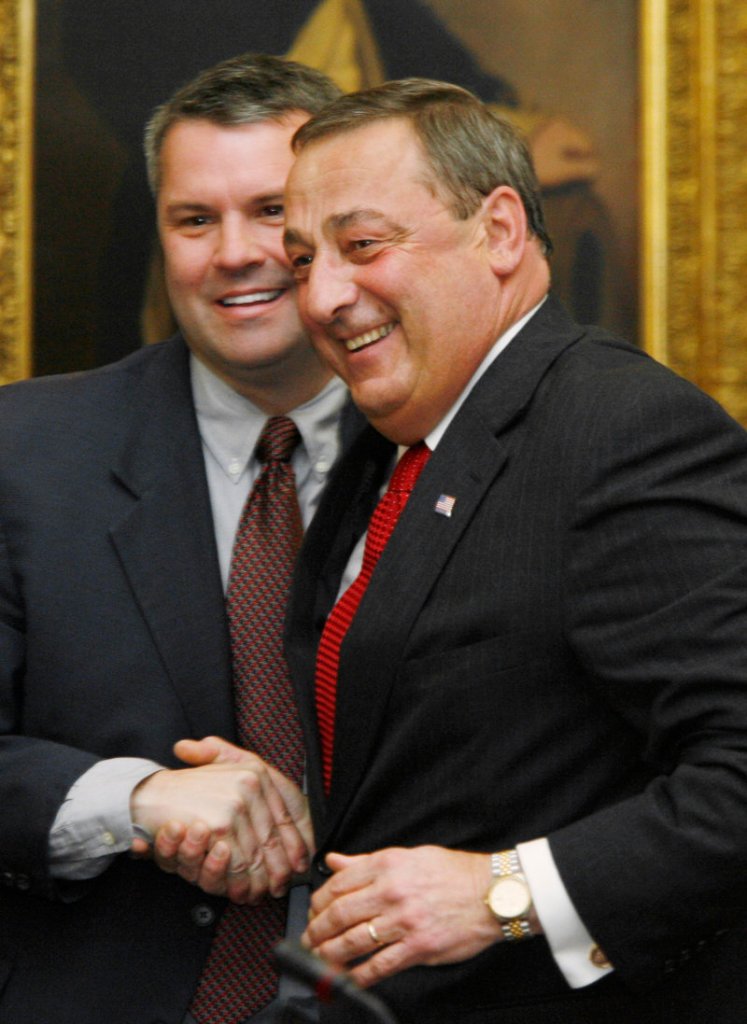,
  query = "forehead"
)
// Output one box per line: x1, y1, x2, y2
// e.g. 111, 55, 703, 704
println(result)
159, 114, 308, 192
286, 119, 438, 227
